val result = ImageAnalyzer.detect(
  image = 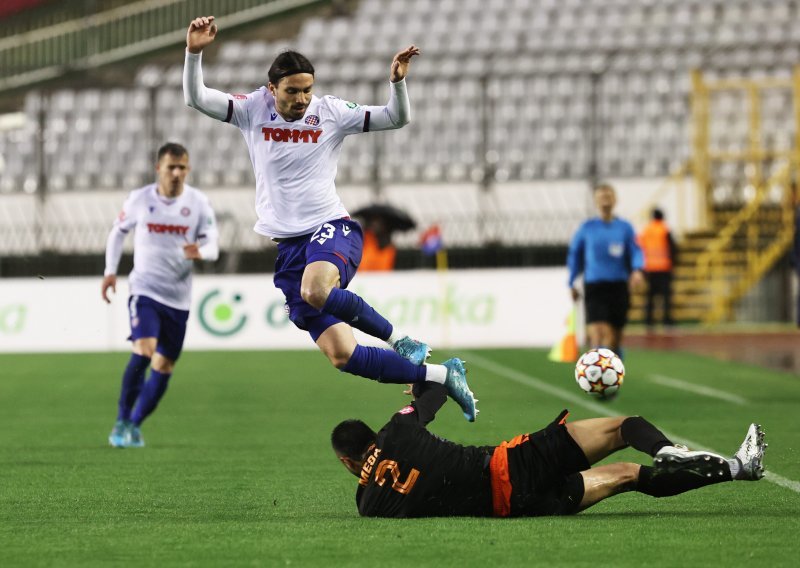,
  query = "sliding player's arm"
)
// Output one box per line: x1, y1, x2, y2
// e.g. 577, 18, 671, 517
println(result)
392, 382, 447, 427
